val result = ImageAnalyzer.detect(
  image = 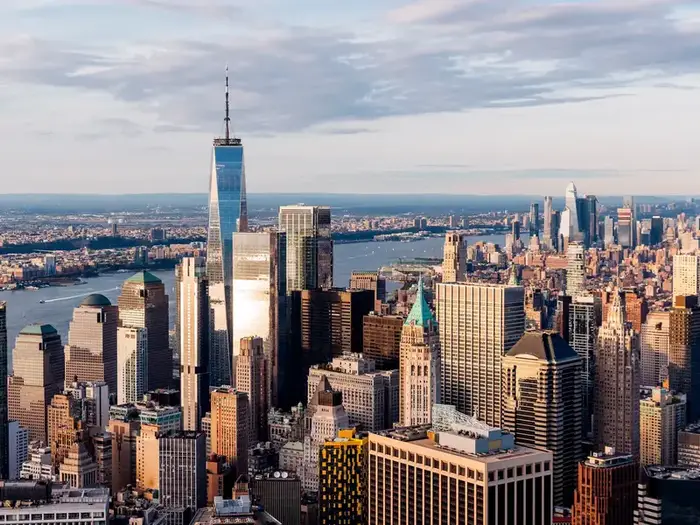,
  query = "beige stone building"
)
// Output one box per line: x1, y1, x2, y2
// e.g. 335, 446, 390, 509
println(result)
235, 336, 268, 444
442, 232, 467, 283
639, 387, 686, 467
210, 386, 249, 477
